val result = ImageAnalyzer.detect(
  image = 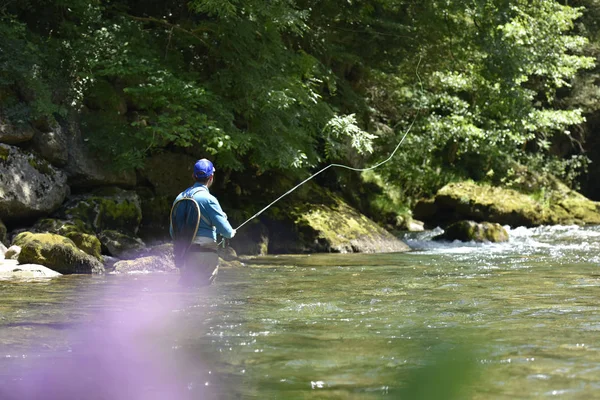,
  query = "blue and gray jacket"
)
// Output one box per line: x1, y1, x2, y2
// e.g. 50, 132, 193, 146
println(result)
170, 183, 235, 241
